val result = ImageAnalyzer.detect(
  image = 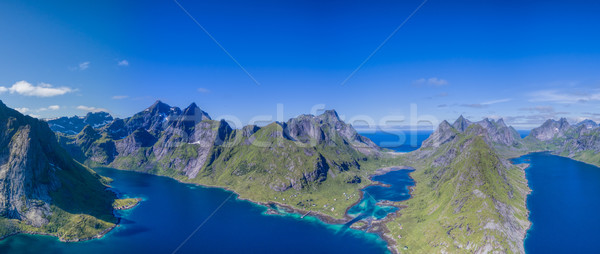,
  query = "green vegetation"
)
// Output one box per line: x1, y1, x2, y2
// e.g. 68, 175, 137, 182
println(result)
389, 135, 529, 253
113, 198, 141, 210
